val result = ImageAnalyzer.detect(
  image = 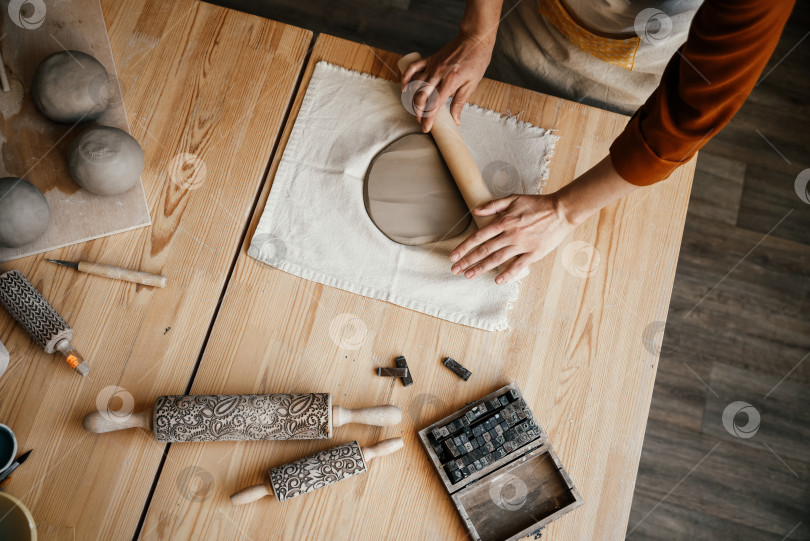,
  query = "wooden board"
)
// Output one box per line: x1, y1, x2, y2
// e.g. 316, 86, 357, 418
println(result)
139, 34, 696, 540
0, 1, 312, 539
0, 0, 152, 262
